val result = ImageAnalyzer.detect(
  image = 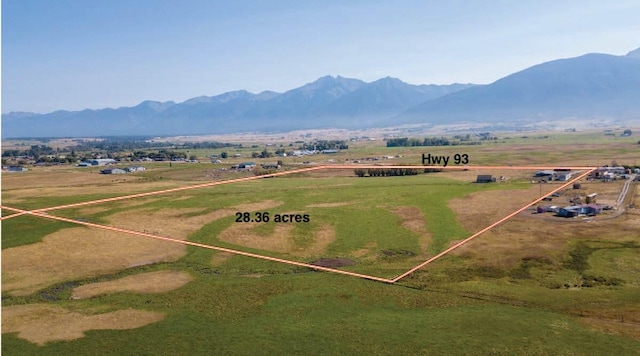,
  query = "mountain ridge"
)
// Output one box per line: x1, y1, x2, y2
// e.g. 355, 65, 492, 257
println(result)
3, 48, 640, 138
